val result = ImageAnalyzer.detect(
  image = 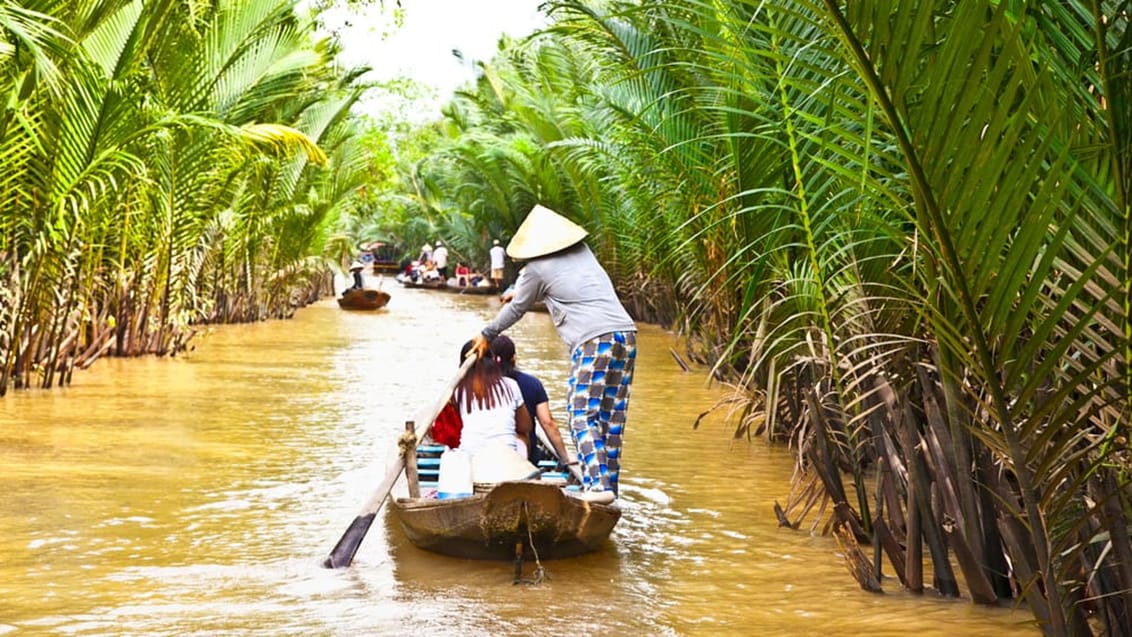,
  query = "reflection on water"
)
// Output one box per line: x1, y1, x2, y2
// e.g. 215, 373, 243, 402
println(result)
0, 288, 1037, 636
